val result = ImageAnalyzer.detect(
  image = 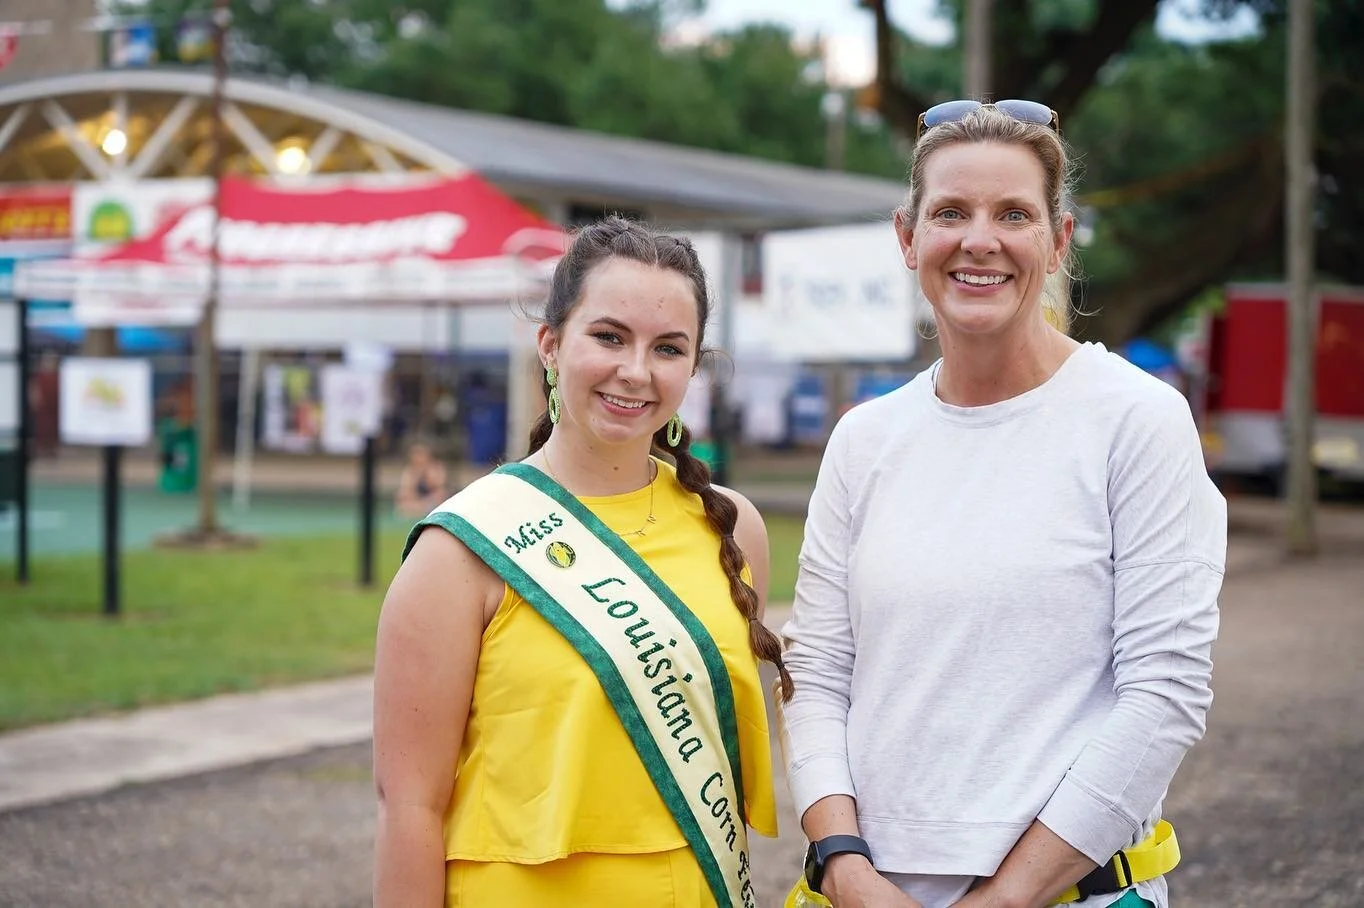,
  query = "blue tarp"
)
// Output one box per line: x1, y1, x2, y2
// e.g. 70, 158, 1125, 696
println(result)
31, 324, 191, 353
1121, 338, 1178, 373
